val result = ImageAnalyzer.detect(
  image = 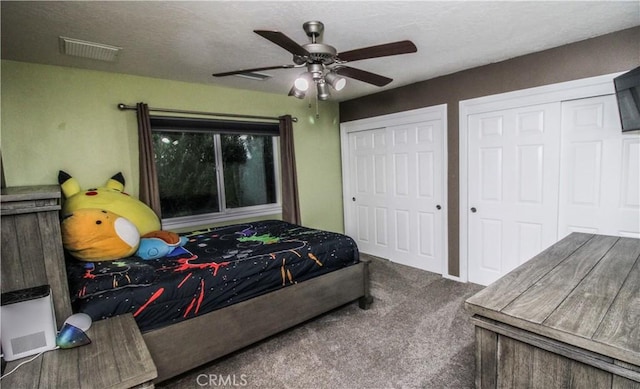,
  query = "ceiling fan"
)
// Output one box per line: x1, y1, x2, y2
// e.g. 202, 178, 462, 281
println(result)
212, 21, 417, 100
